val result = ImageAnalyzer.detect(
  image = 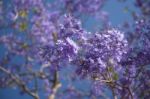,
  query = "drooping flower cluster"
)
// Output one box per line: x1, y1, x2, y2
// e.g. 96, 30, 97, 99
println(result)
37, 14, 86, 71
135, 0, 150, 16
74, 28, 128, 80
60, 0, 106, 15
0, 34, 31, 56
118, 19, 150, 99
